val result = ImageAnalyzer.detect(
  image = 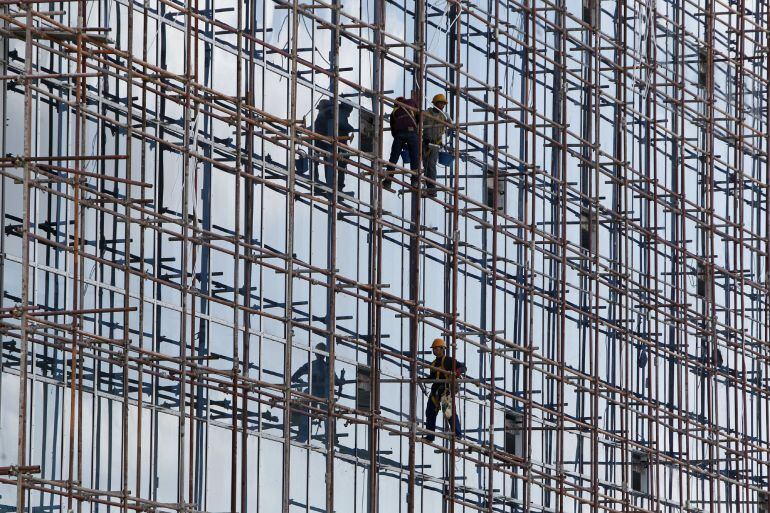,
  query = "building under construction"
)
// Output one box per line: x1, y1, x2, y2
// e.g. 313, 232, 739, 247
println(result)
1, 0, 769, 510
